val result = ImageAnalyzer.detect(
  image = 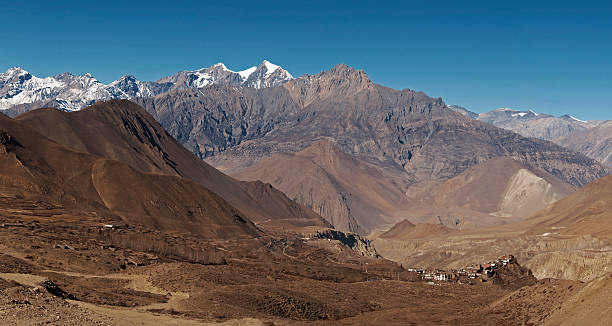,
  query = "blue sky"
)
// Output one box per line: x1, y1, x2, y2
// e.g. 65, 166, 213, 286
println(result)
1, 1, 610, 119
